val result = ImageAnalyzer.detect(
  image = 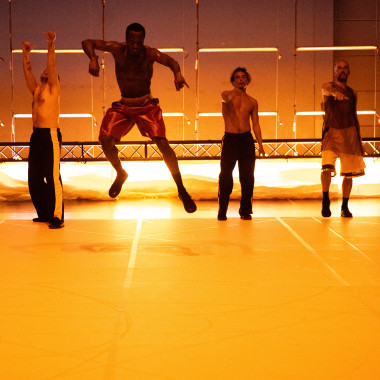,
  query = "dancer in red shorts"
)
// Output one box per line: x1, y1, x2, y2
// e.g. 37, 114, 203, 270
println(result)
82, 23, 196, 212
